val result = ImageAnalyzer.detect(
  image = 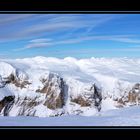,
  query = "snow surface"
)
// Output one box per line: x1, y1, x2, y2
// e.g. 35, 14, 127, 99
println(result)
0, 56, 140, 118
0, 106, 140, 126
